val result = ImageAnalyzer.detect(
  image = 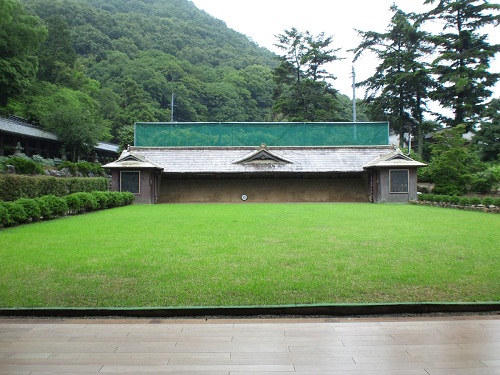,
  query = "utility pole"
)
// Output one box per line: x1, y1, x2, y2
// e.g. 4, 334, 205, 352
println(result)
351, 66, 357, 122
171, 93, 175, 122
